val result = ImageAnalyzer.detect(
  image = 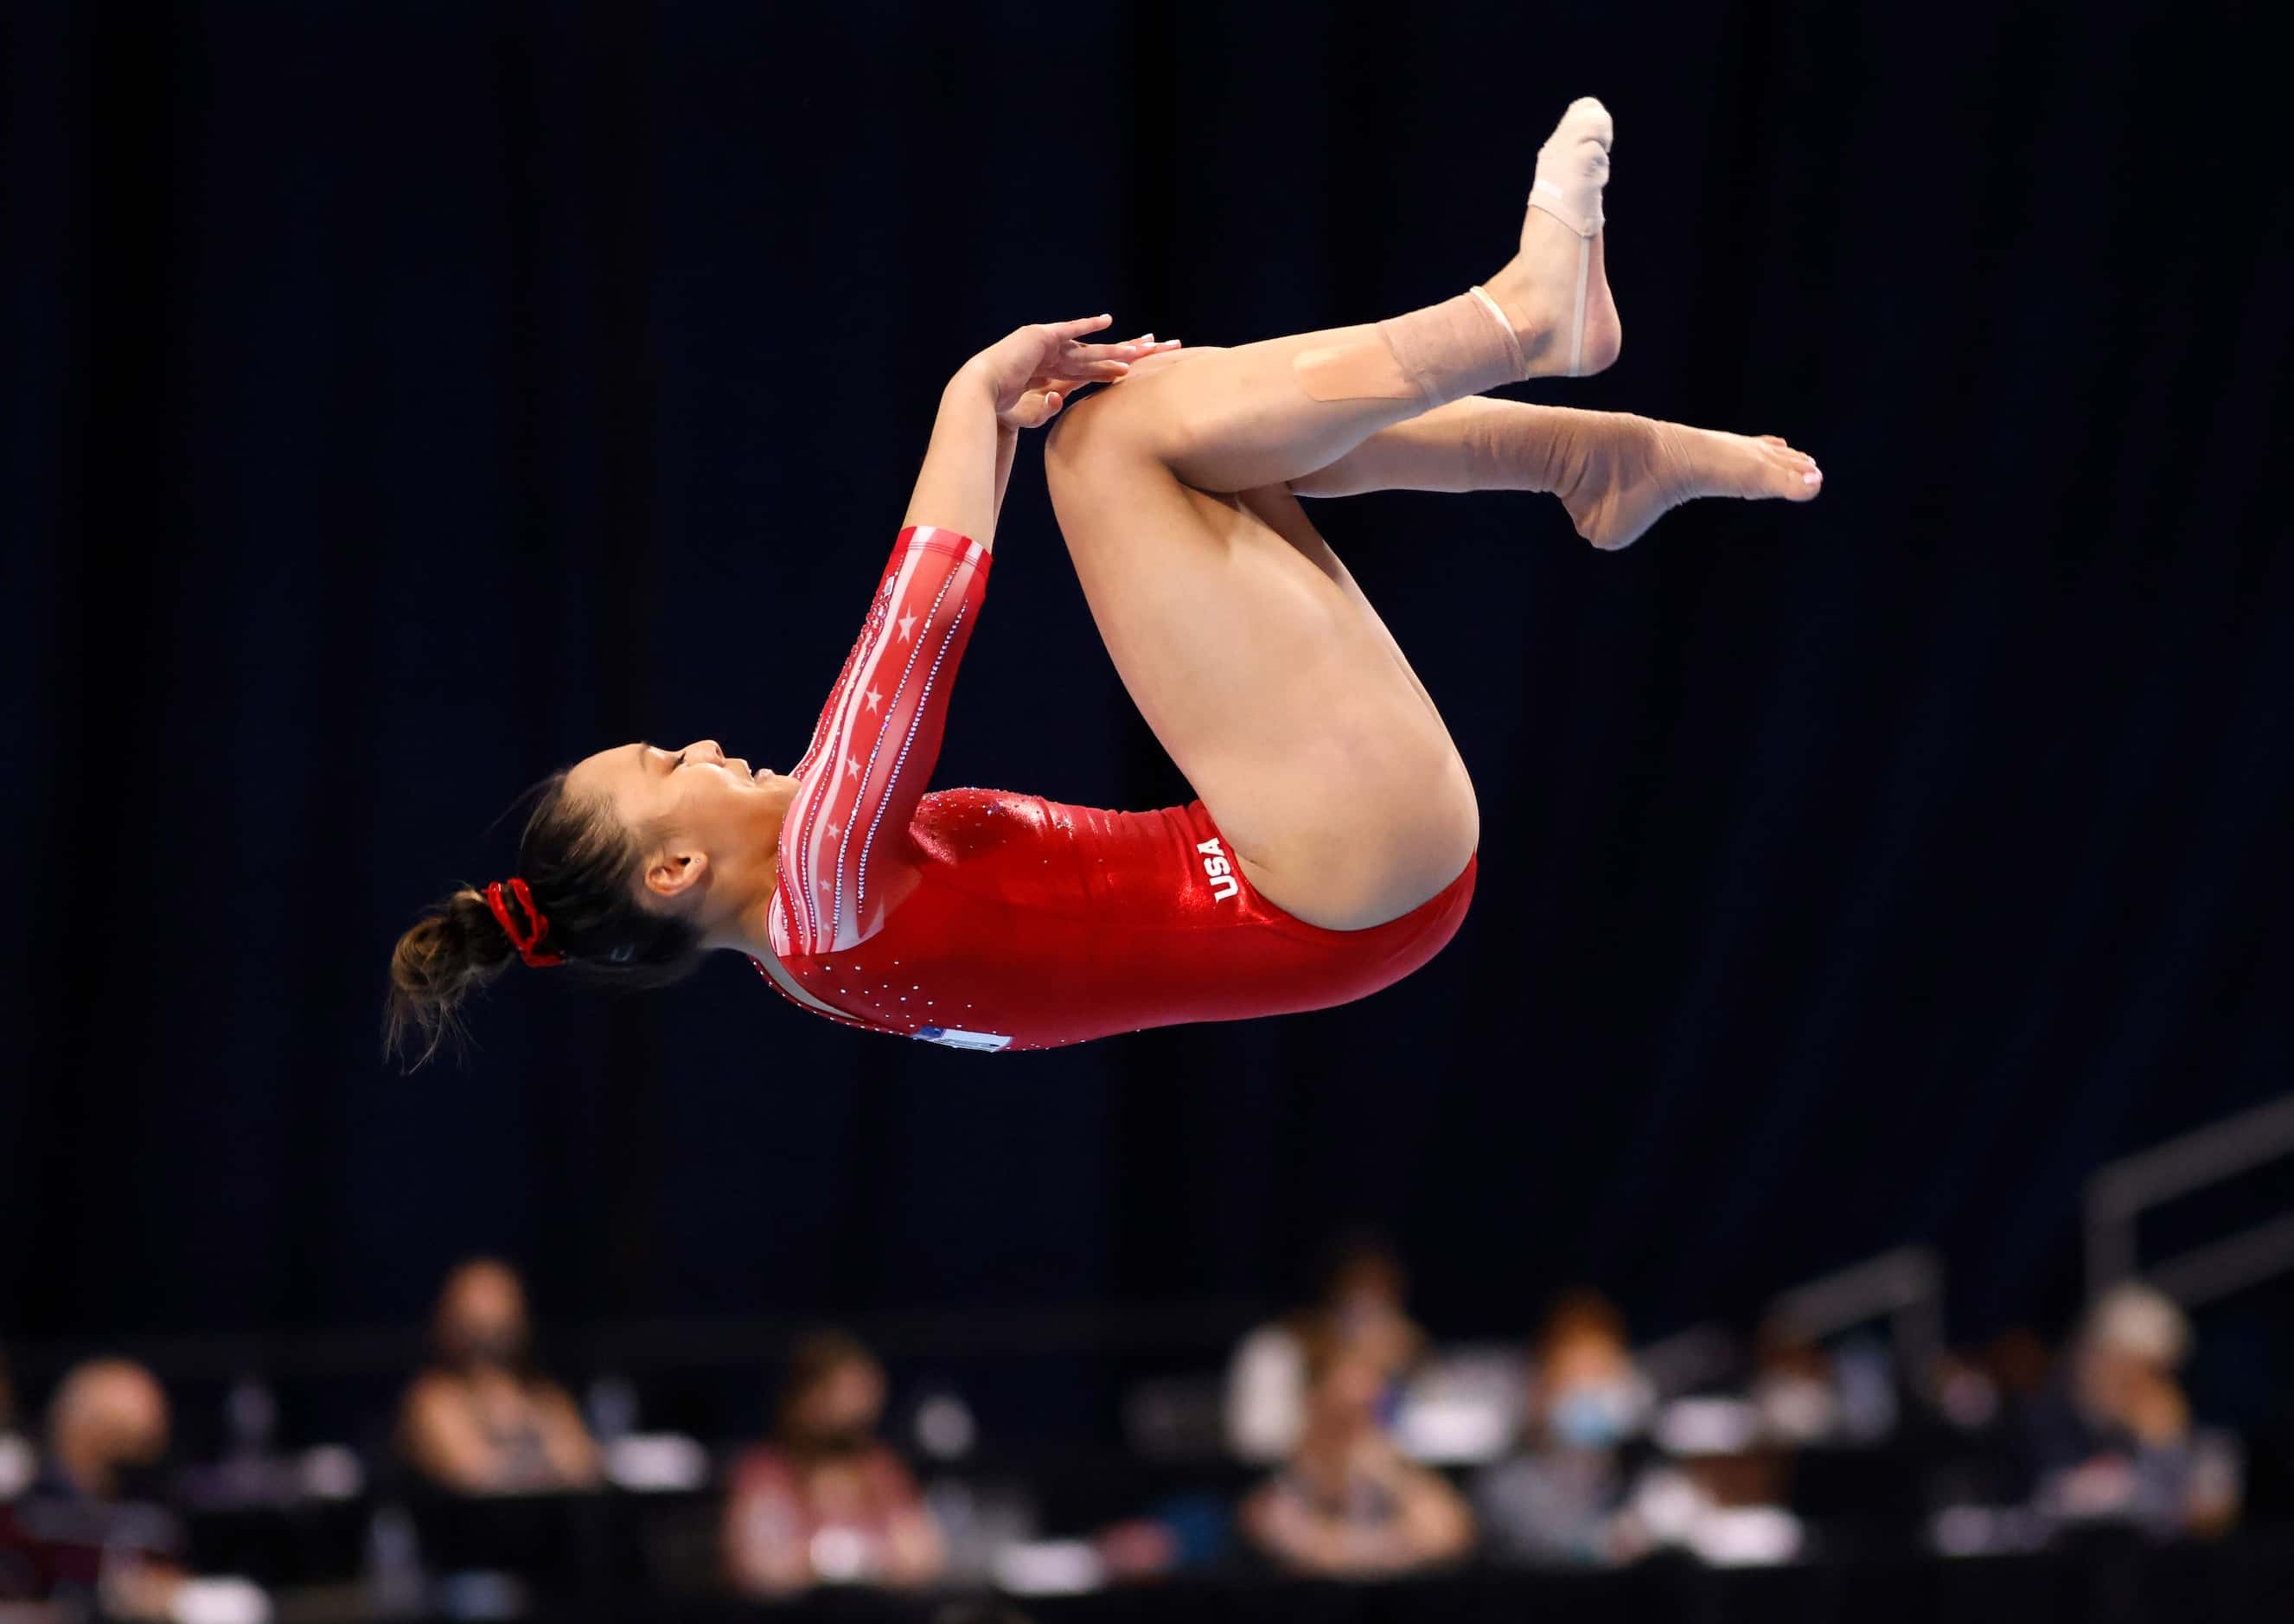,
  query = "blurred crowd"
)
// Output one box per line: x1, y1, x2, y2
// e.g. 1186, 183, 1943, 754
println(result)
0, 1242, 2253, 1619
1211, 1239, 2241, 1576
